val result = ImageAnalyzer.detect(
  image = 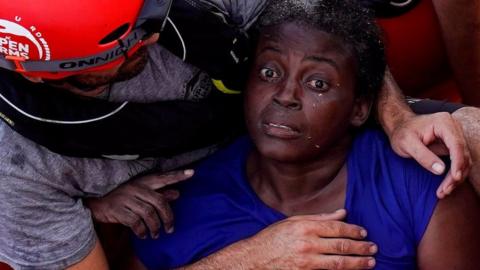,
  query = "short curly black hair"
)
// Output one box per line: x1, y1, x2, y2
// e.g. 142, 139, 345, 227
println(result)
256, 0, 386, 102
